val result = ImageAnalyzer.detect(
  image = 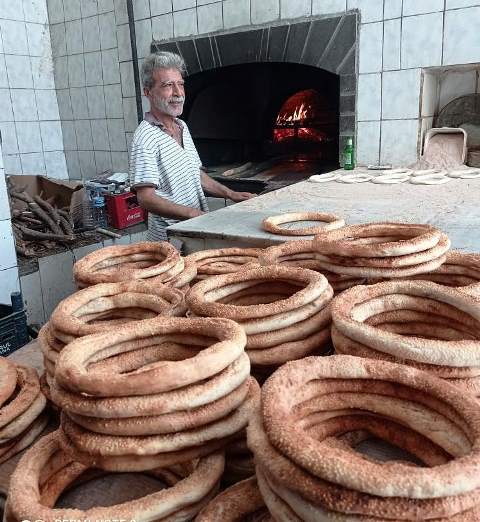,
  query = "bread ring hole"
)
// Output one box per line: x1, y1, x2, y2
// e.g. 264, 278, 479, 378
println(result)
352, 294, 480, 336
292, 382, 471, 457
354, 436, 425, 467
375, 321, 477, 341
303, 412, 454, 467
325, 429, 425, 467
211, 281, 304, 306
91, 253, 165, 271
54, 471, 175, 509
72, 294, 178, 327
83, 335, 215, 372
